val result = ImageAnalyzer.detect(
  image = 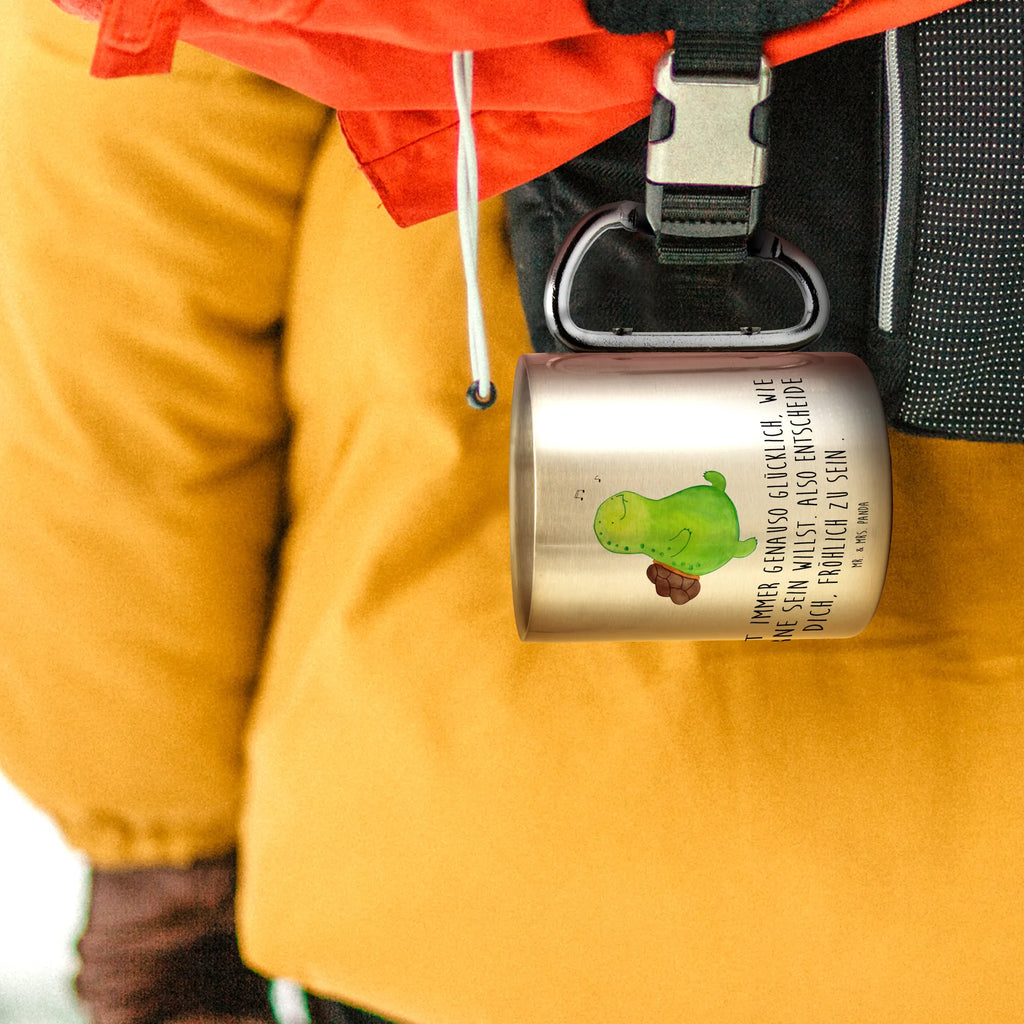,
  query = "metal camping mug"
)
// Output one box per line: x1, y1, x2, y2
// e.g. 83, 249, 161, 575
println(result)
509, 350, 892, 642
